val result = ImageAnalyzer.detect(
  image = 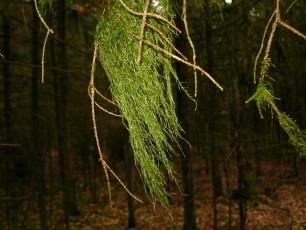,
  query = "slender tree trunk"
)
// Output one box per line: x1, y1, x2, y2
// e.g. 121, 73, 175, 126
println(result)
175, 17, 197, 228
236, 143, 247, 230
178, 126, 197, 230
176, 62, 197, 230
124, 144, 136, 228
203, 2, 223, 228
89, 152, 98, 202
174, 36, 197, 230
31, 3, 49, 229
222, 153, 232, 230
55, 1, 79, 228
2, 2, 11, 143
2, 5, 17, 229
230, 75, 247, 230
211, 154, 220, 230
173, 0, 198, 228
